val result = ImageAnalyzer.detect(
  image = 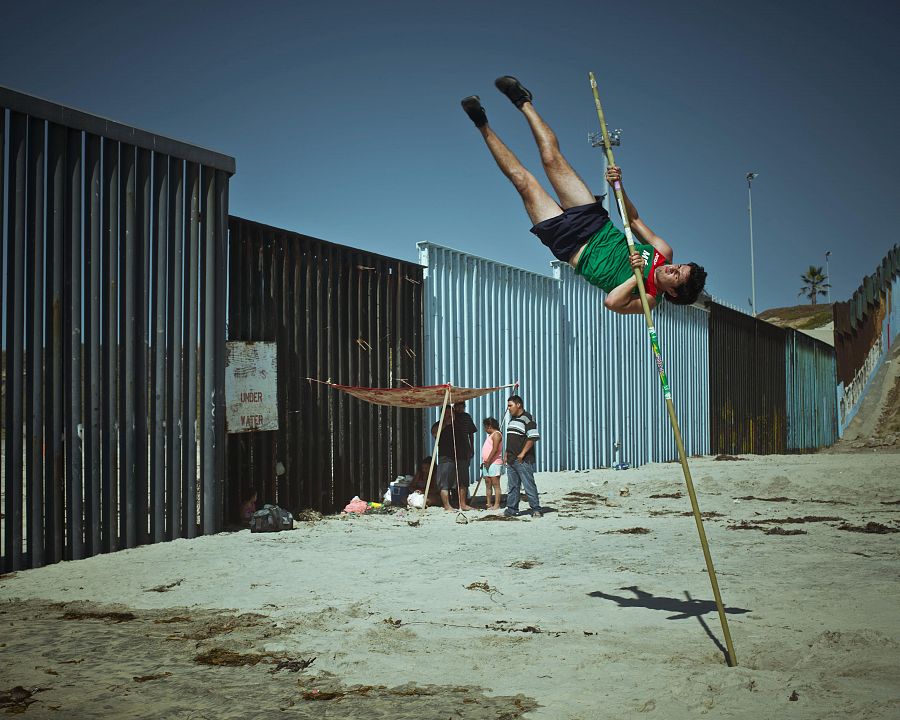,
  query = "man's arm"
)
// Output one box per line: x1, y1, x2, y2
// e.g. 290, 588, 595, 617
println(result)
604, 278, 657, 315
606, 165, 673, 260
604, 252, 658, 315
516, 439, 536, 461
